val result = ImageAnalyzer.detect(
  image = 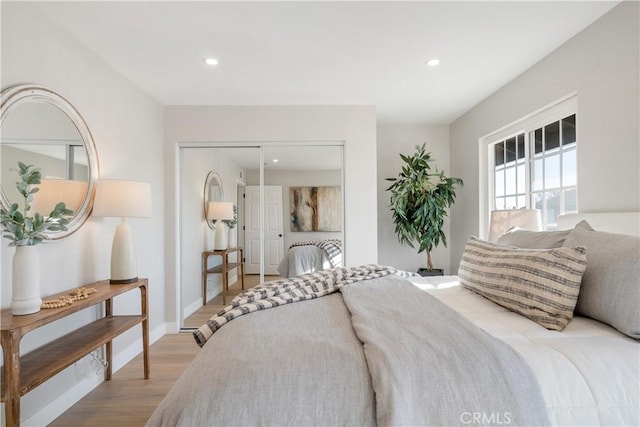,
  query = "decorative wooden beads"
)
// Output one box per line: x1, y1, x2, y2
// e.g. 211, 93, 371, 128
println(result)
41, 287, 98, 309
